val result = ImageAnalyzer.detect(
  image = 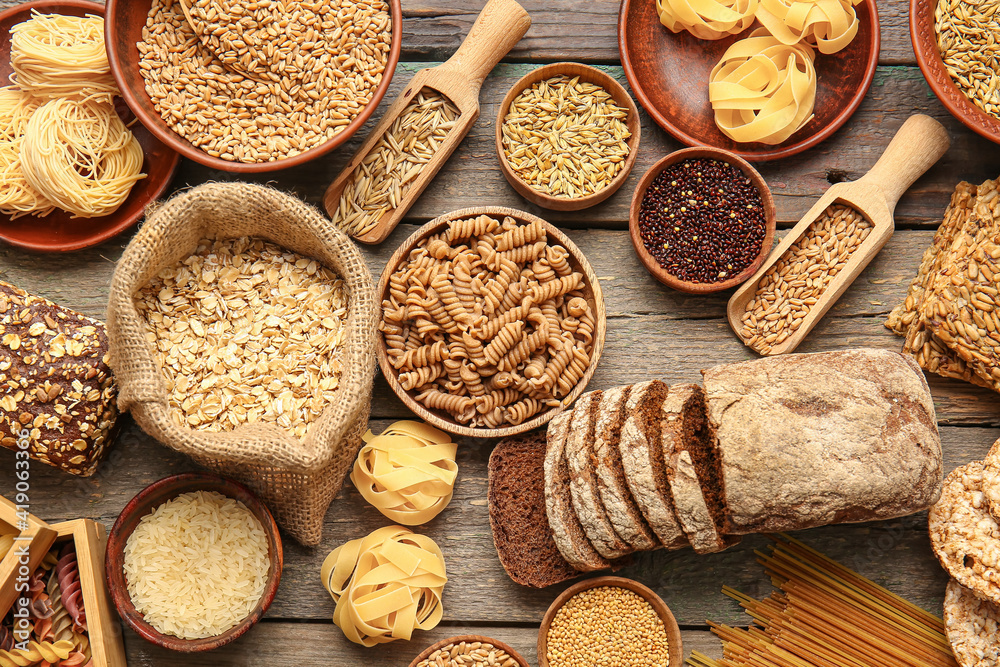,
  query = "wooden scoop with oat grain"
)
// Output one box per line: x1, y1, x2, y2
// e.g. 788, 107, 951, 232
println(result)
323, 0, 532, 244
727, 114, 951, 356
